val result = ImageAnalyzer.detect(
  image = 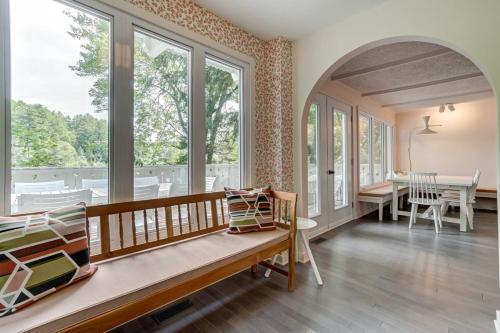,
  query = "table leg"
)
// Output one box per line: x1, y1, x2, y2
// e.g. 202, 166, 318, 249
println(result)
459, 187, 468, 232
392, 182, 398, 221
301, 230, 323, 285
264, 254, 279, 278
